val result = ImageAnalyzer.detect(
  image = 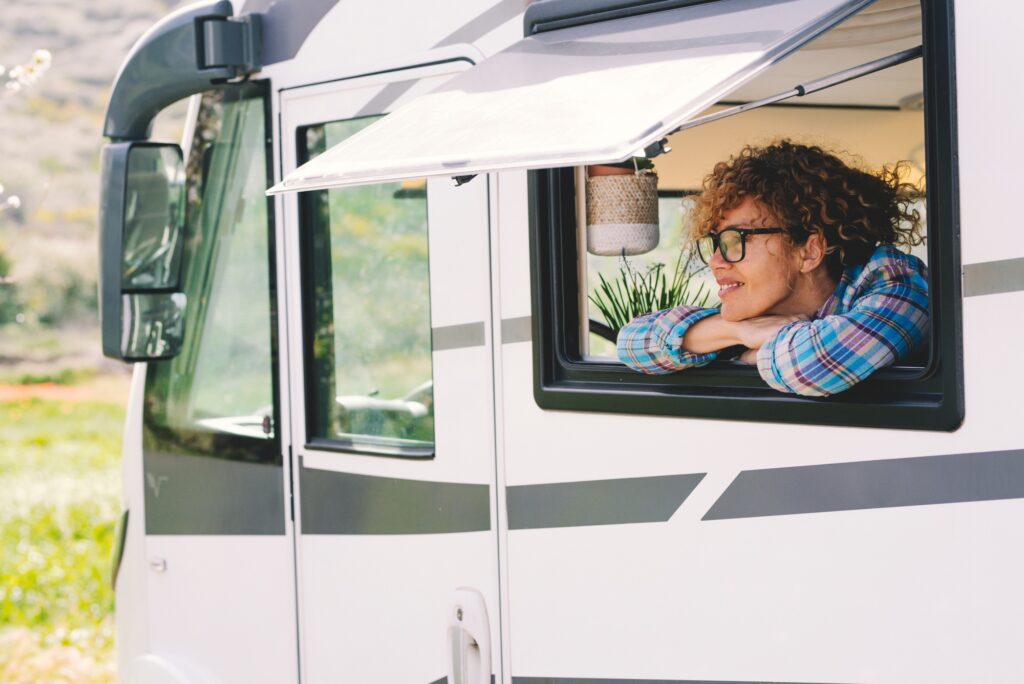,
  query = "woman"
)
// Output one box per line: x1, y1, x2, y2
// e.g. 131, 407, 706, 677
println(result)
616, 140, 928, 397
